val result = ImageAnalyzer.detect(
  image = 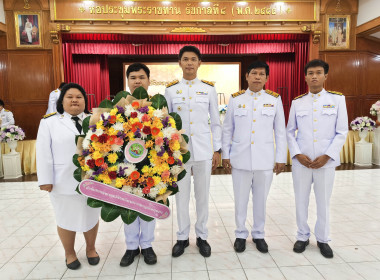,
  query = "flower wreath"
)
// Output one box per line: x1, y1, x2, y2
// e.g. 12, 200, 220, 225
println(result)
73, 87, 190, 224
